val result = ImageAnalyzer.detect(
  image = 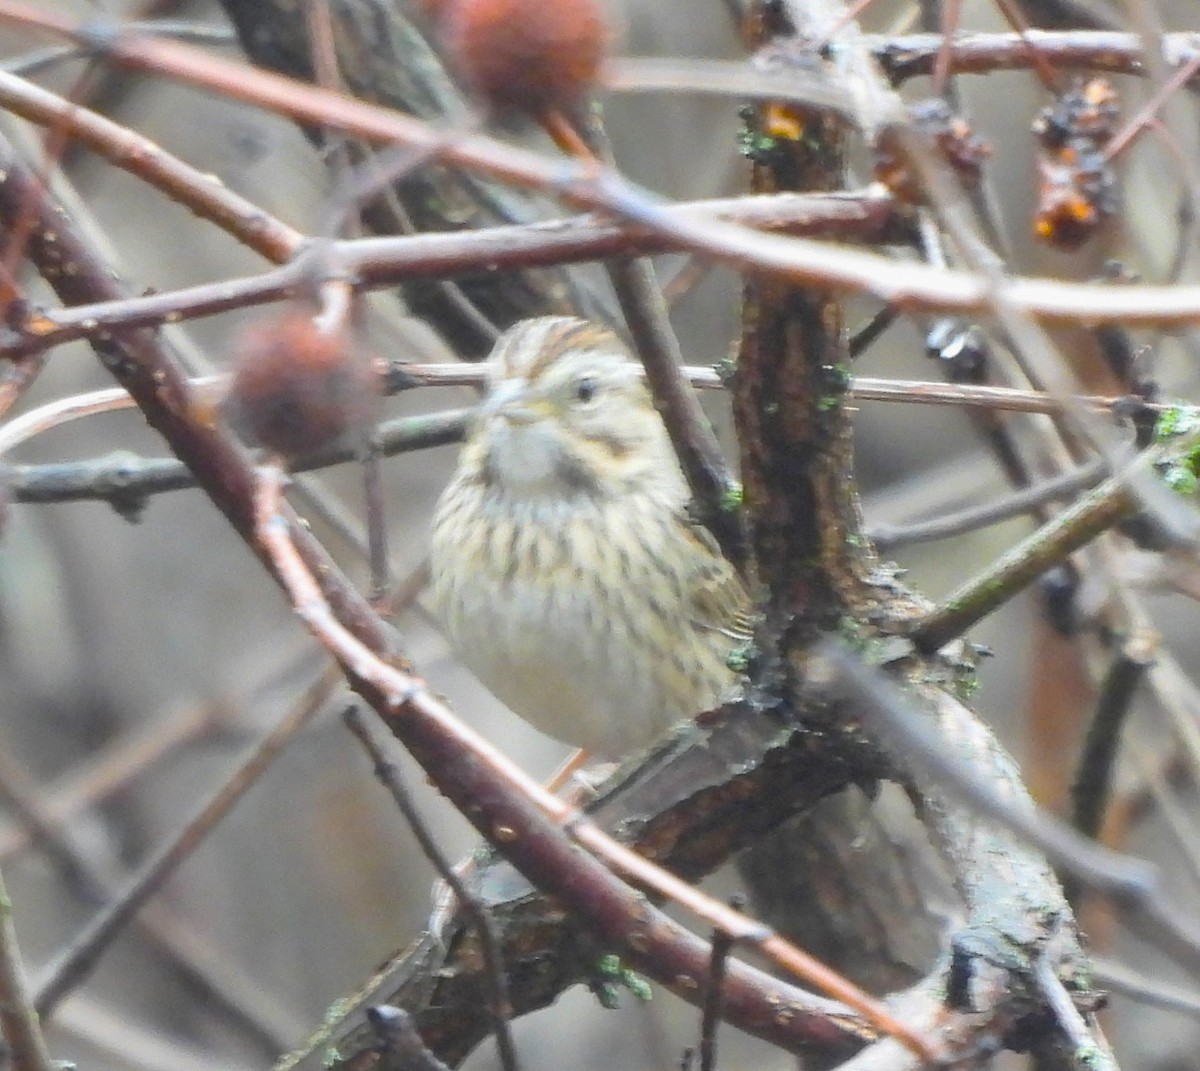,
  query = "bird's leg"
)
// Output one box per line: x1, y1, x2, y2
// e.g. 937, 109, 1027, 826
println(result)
540, 109, 602, 178
543, 747, 592, 794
